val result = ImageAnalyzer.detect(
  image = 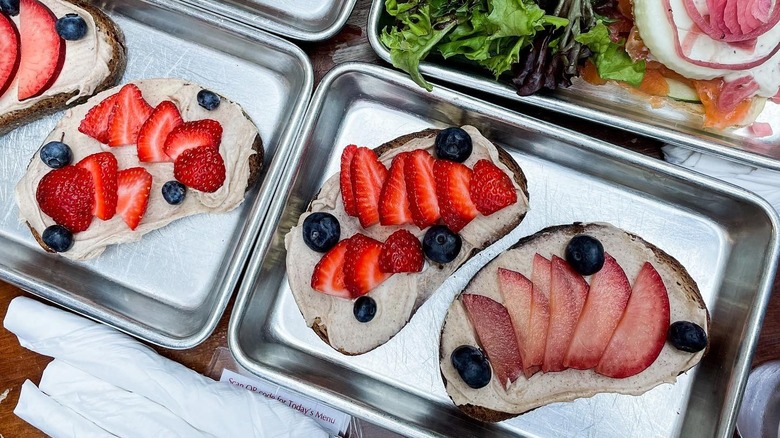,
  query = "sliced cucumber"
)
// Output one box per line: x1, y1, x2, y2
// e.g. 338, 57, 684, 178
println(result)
666, 78, 700, 102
